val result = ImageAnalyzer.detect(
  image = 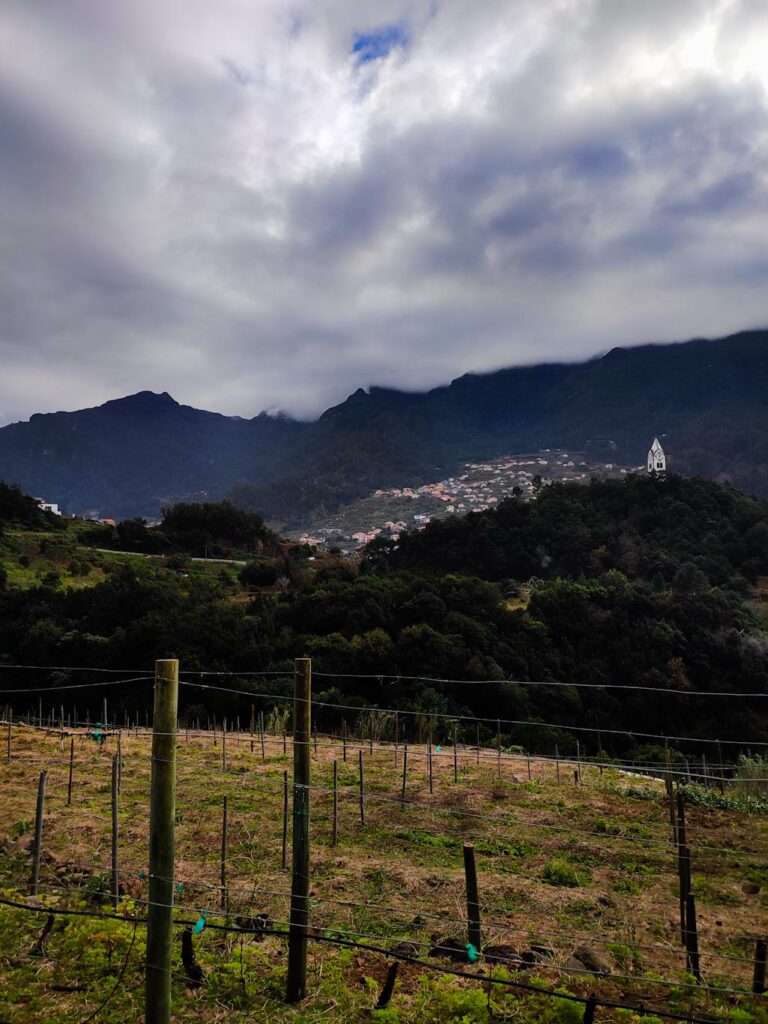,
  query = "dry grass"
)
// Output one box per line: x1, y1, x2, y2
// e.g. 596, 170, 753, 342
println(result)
1, 722, 767, 1022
